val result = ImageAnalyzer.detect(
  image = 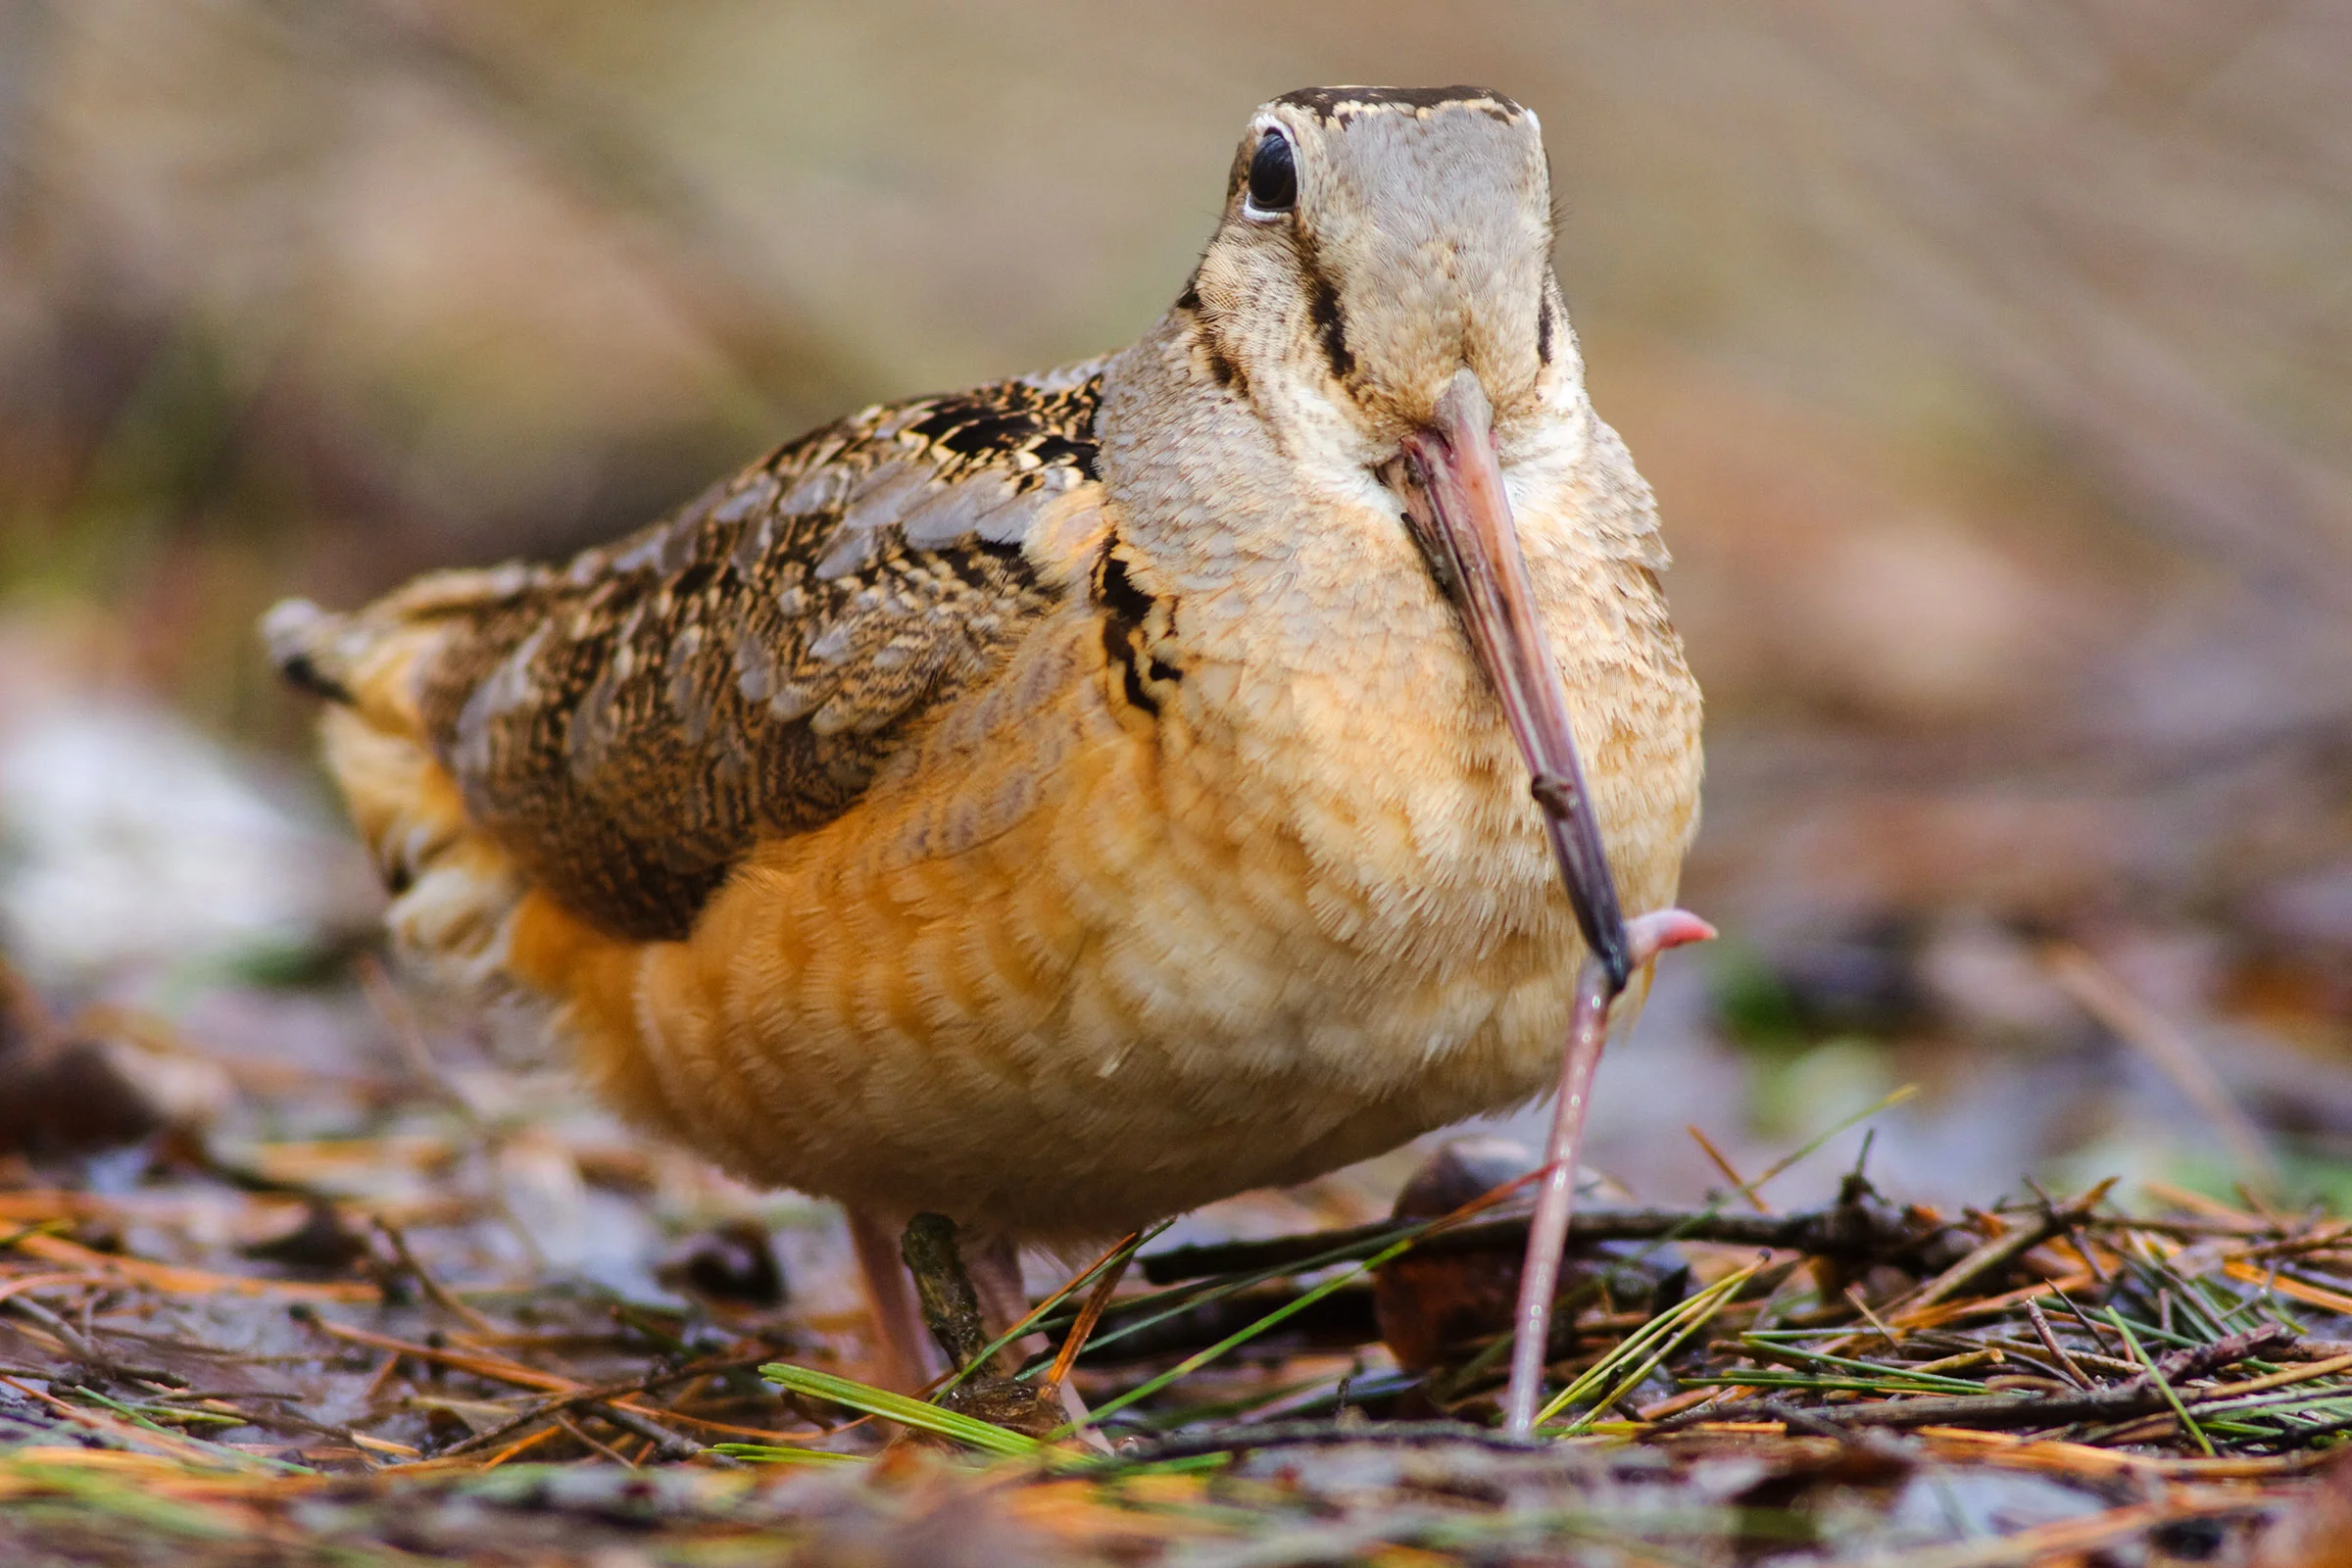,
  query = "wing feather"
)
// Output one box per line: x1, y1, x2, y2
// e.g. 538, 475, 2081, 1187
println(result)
276, 359, 1108, 943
